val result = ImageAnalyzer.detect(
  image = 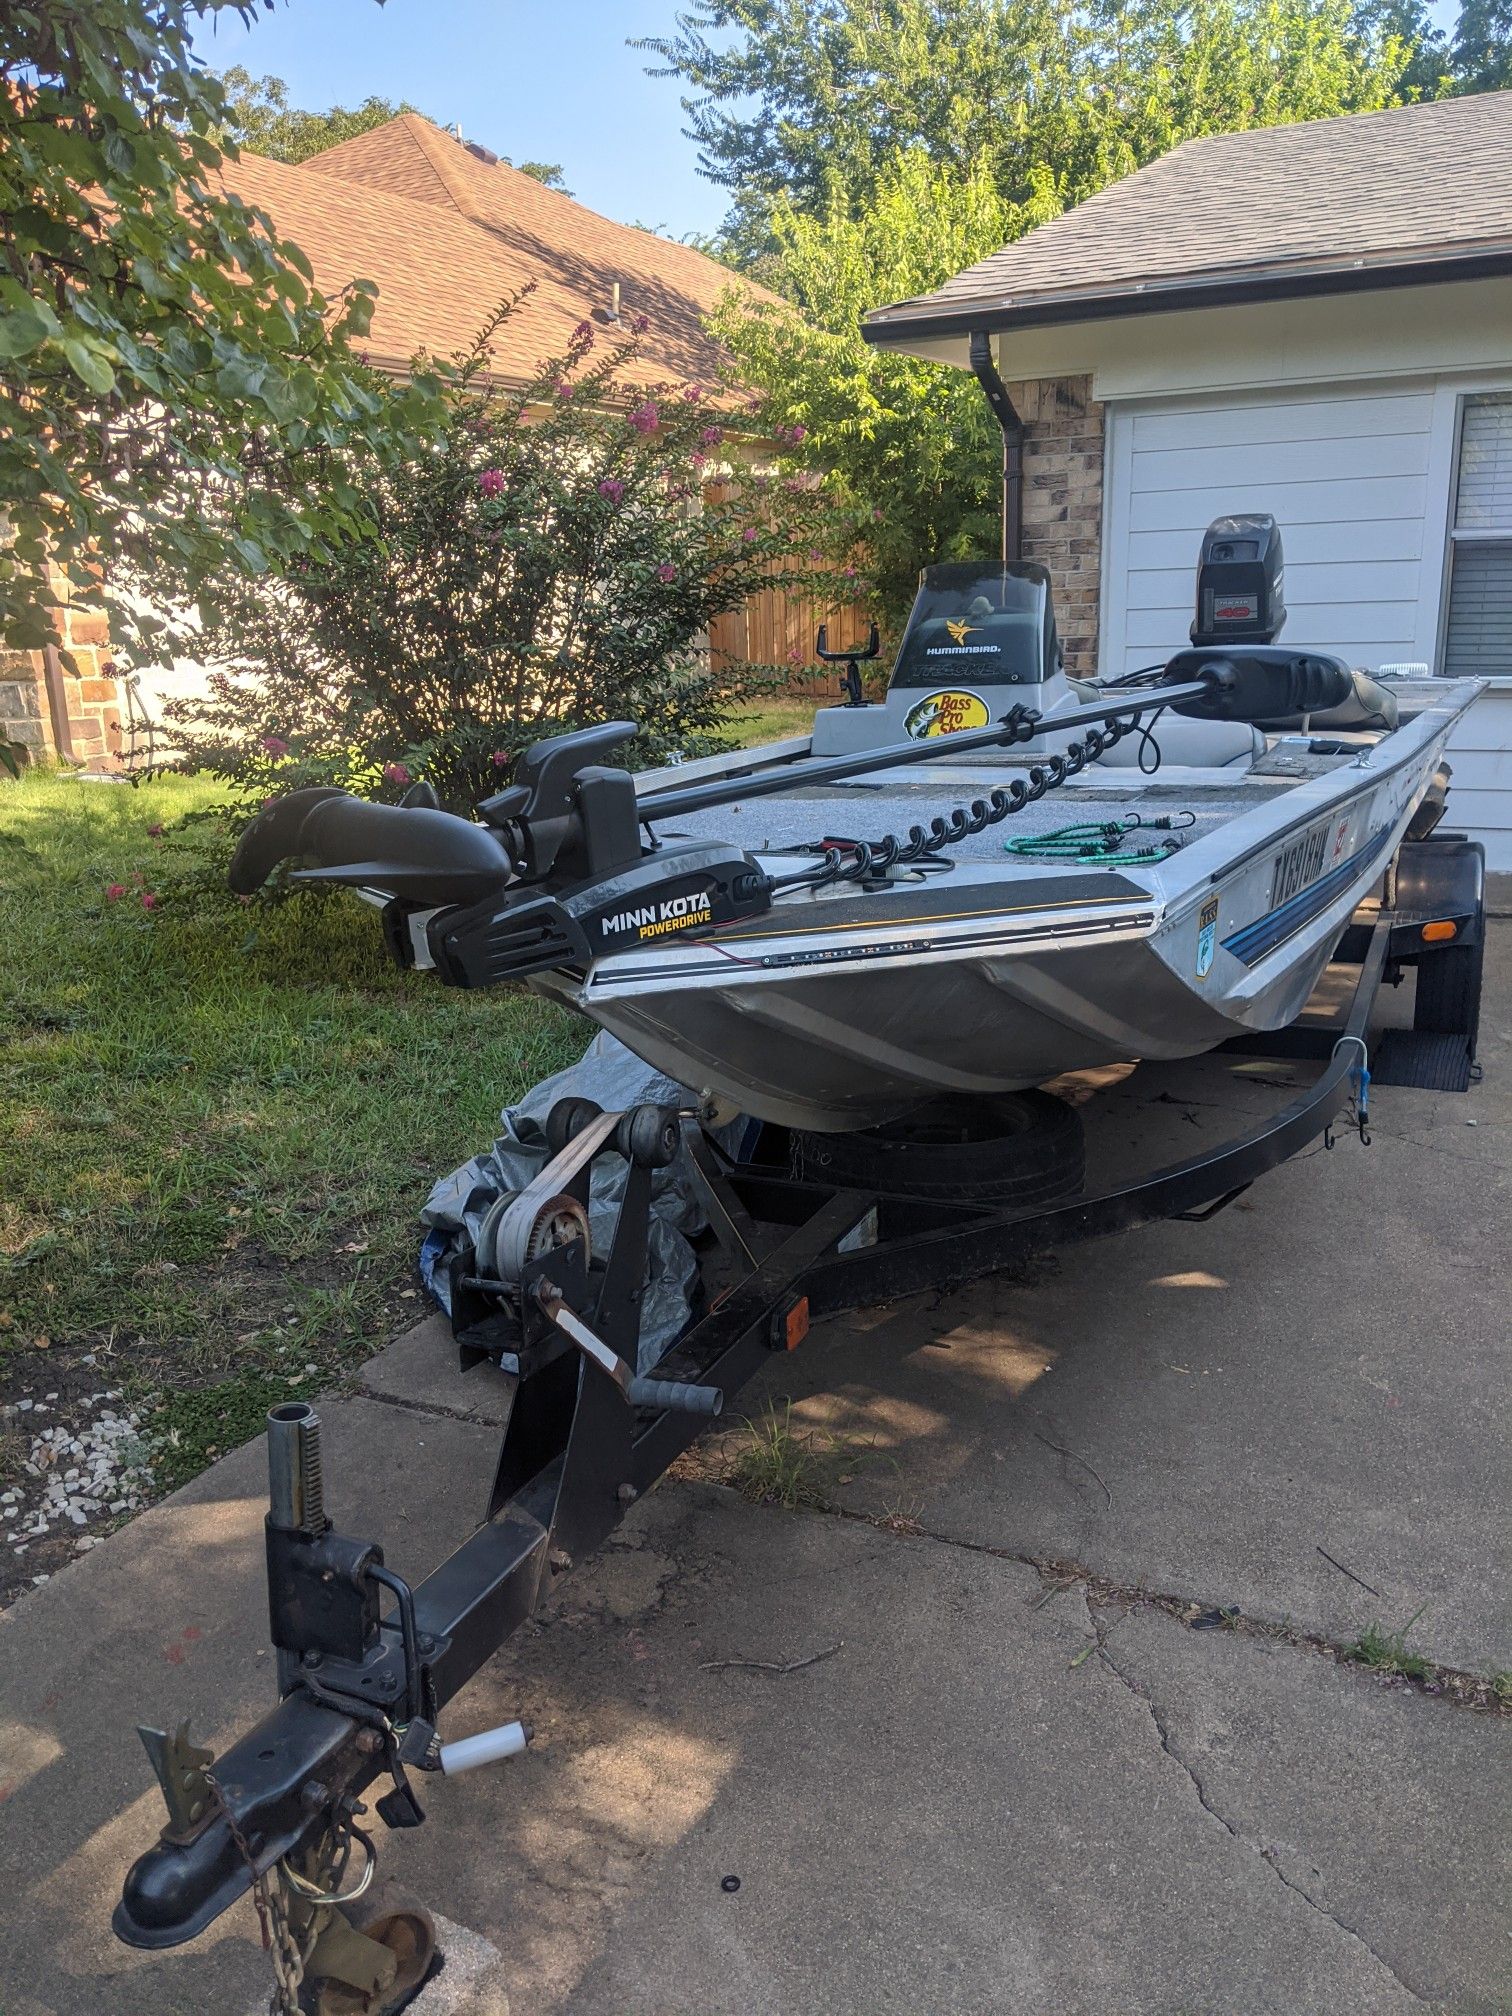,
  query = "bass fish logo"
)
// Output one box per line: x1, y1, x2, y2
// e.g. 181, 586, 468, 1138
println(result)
944, 619, 979, 646
903, 690, 990, 739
